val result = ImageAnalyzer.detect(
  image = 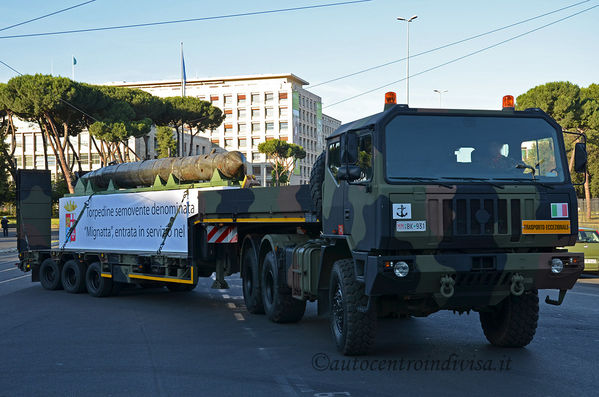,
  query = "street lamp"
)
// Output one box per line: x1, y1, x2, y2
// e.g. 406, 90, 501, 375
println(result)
433, 89, 448, 107
397, 15, 417, 105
